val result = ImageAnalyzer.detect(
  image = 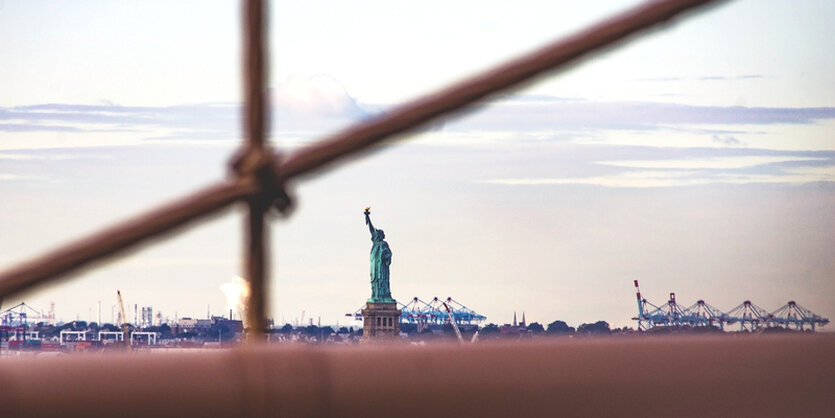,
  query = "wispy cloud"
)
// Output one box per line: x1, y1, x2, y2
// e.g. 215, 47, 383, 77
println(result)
483, 170, 707, 188
0, 173, 46, 181
596, 156, 826, 170
123, 256, 238, 269
482, 165, 835, 188
712, 134, 744, 146
0, 151, 110, 161
447, 100, 835, 133
4, 87, 835, 151
0, 75, 372, 147
272, 75, 366, 119
0, 123, 86, 133
718, 165, 835, 184
635, 75, 766, 82
481, 147, 835, 188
